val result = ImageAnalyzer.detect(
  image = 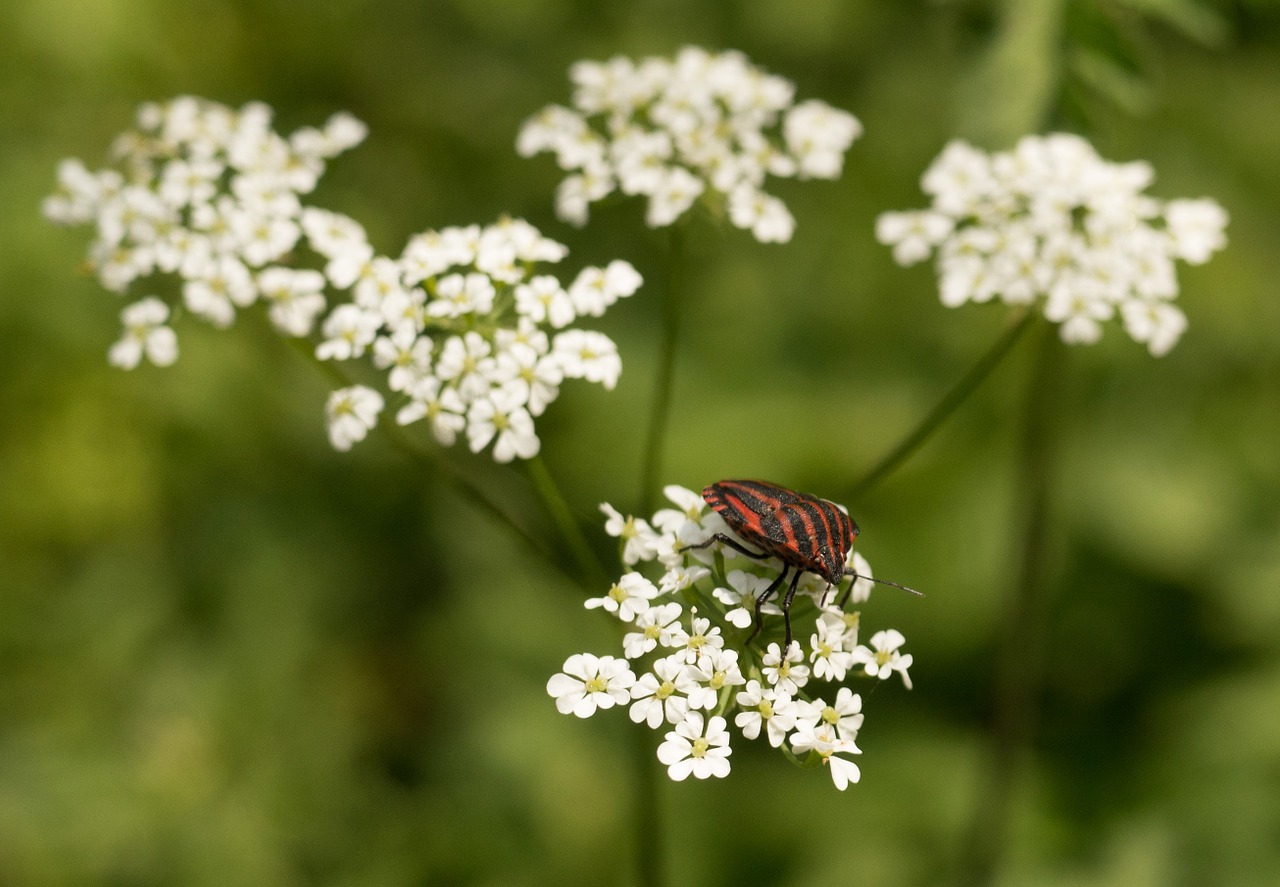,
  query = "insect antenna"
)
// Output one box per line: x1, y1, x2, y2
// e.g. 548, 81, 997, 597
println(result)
838, 571, 923, 609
